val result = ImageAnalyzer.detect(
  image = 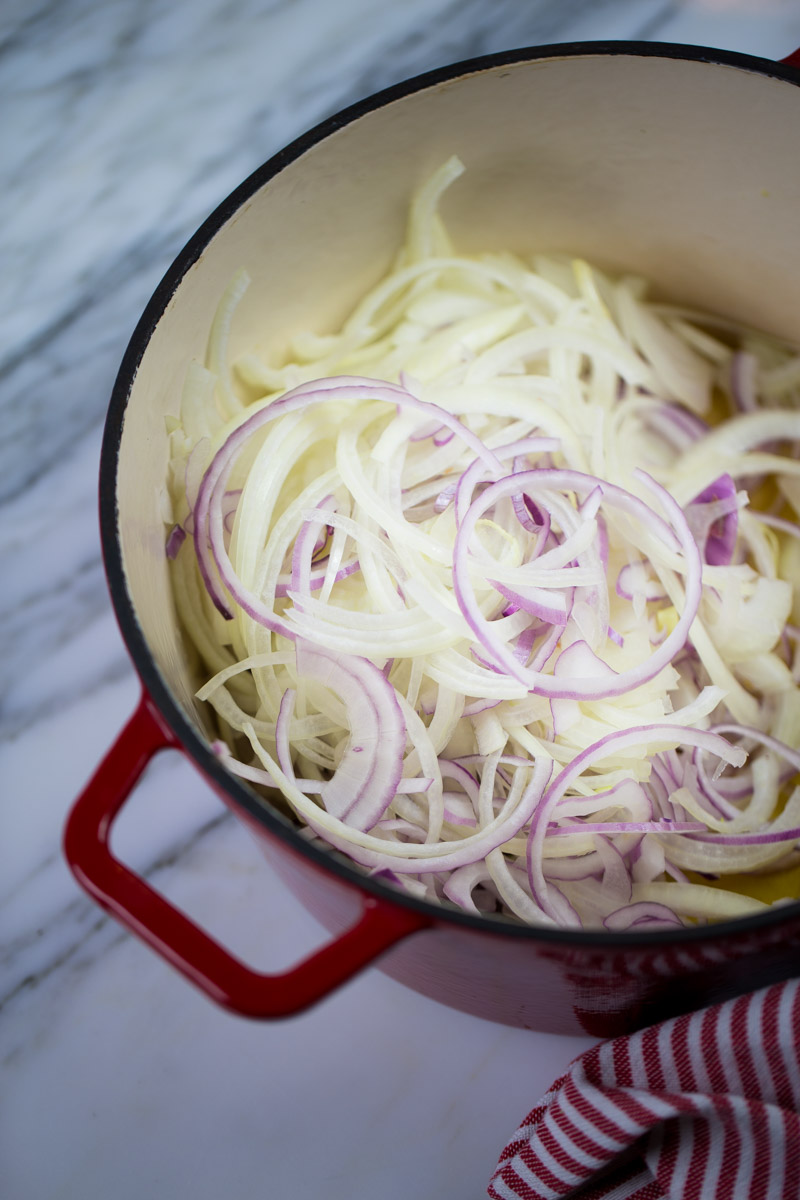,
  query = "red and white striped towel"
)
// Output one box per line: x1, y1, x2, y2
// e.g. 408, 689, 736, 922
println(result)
488, 981, 800, 1200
